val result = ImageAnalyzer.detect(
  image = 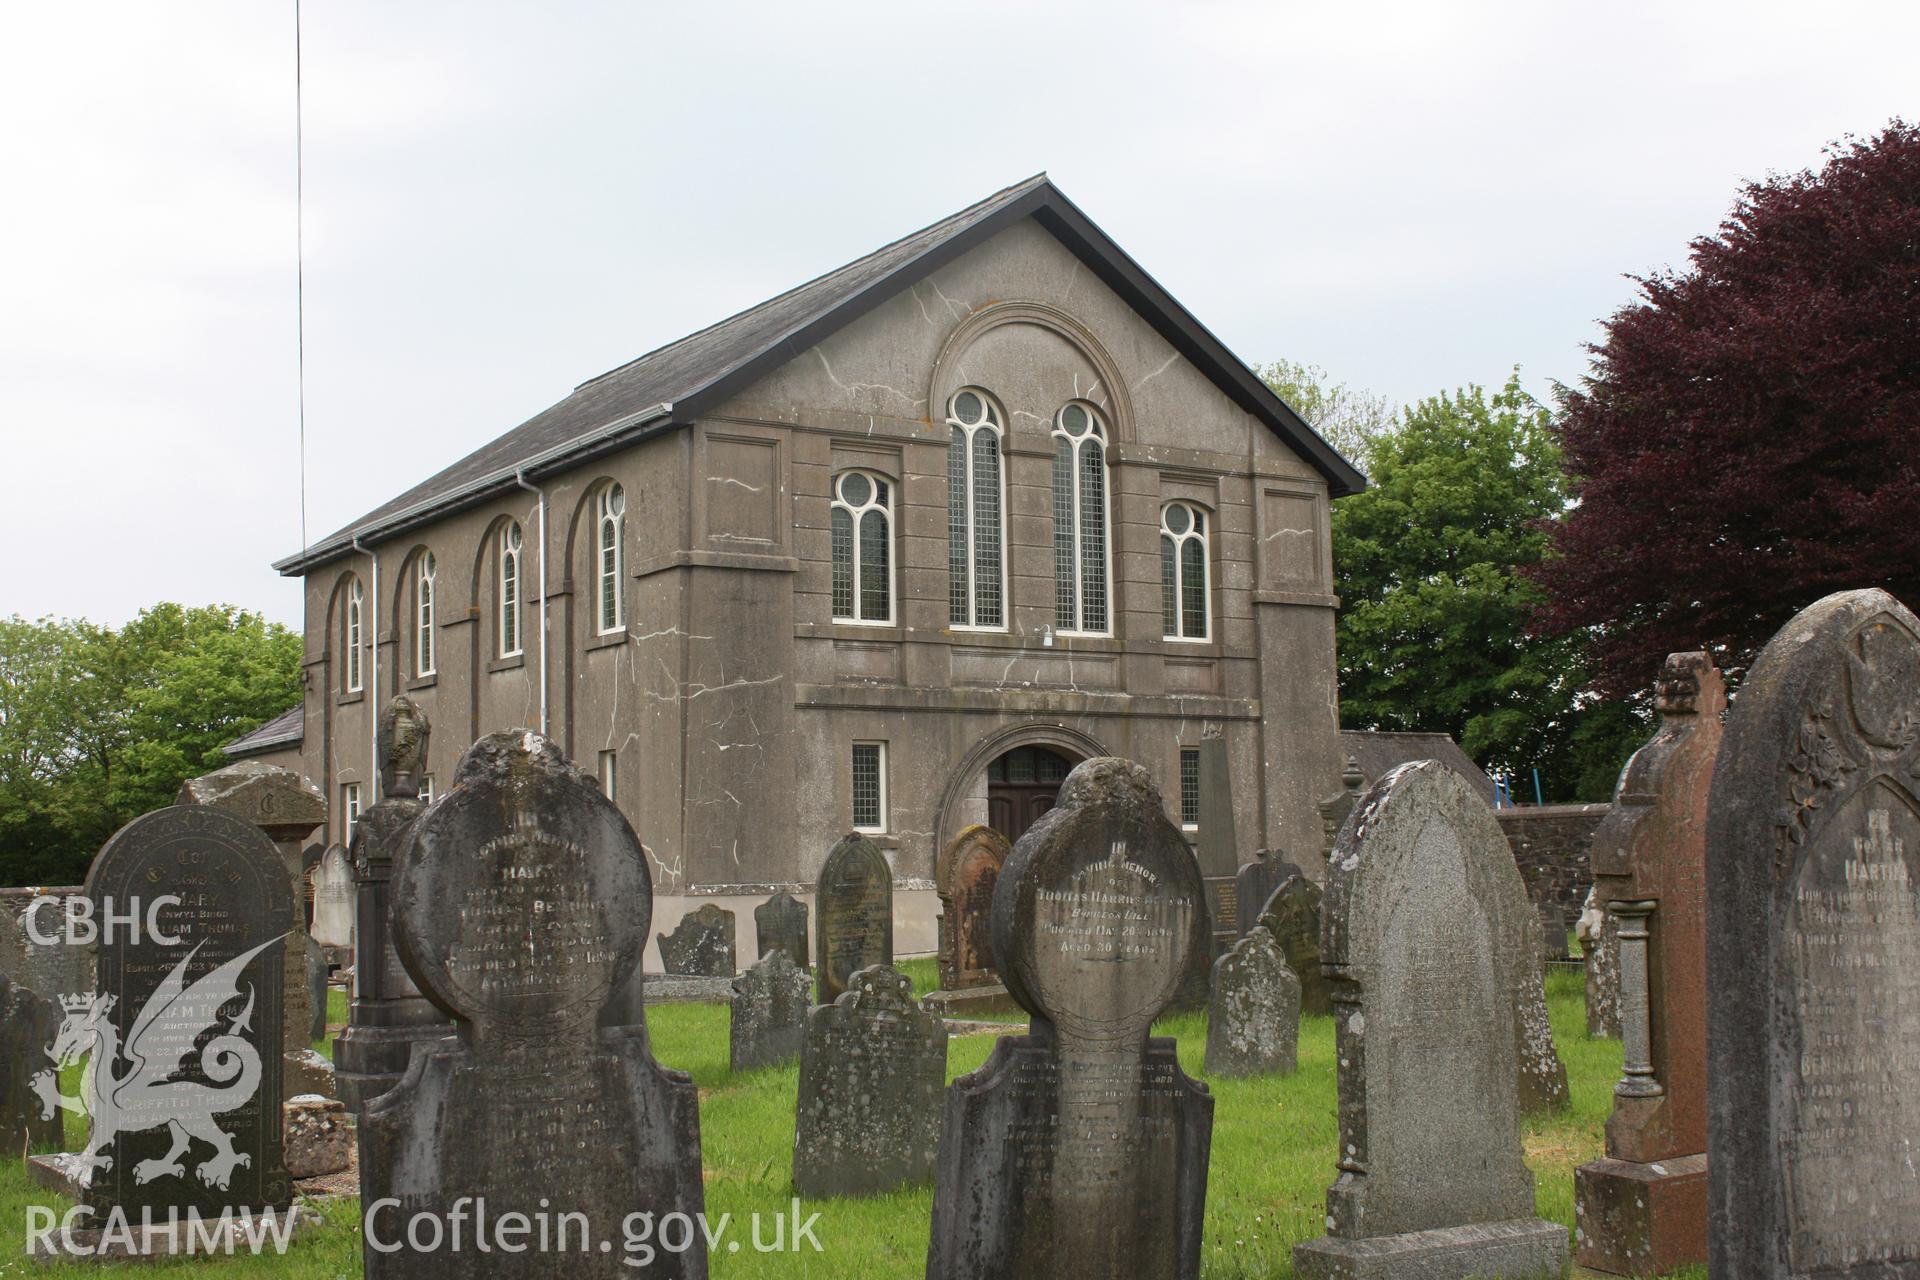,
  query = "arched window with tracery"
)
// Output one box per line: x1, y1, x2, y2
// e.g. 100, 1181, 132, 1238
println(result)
831, 470, 893, 624
1051, 402, 1110, 634
343, 577, 364, 692
415, 552, 436, 676
1161, 502, 1210, 641
597, 483, 625, 634
946, 388, 1004, 629
498, 521, 524, 658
